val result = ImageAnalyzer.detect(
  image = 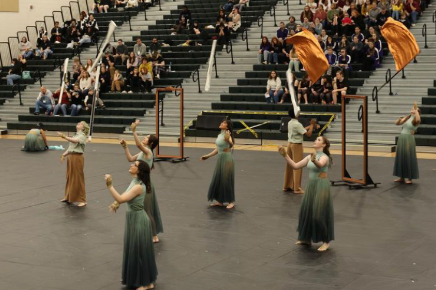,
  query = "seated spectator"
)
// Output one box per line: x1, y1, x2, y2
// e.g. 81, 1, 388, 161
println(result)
288, 47, 300, 72
399, 12, 411, 29
366, 3, 380, 27
325, 36, 337, 52
312, 18, 323, 34
53, 85, 72, 116
72, 57, 82, 83
352, 26, 365, 42
314, 6, 327, 25
228, 7, 241, 32
111, 70, 125, 92
108, 61, 116, 81
216, 10, 228, 26
78, 27, 95, 45
128, 68, 142, 93
309, 78, 323, 104
179, 5, 192, 23
327, 3, 340, 29
126, 52, 139, 78
341, 12, 353, 35
150, 52, 165, 79
404, 0, 419, 27
22, 123, 48, 152
90, 66, 98, 81
34, 86, 55, 115
70, 84, 84, 116
258, 36, 271, 64
351, 10, 365, 31
216, 23, 230, 46
361, 0, 371, 18
19, 37, 33, 59
308, 0, 318, 12
278, 74, 299, 104
79, 71, 92, 95
84, 88, 105, 110
66, 24, 81, 43
371, 33, 383, 59
102, 51, 115, 68
286, 16, 297, 32
349, 36, 364, 63
338, 35, 349, 53
362, 40, 380, 71
149, 38, 162, 55
330, 12, 341, 35
319, 0, 331, 11
172, 17, 188, 34
86, 14, 99, 32
302, 17, 311, 29
337, 48, 352, 77
190, 21, 210, 45
301, 6, 314, 22
325, 47, 337, 75
320, 75, 333, 105
85, 59, 93, 74
139, 57, 153, 78
134, 38, 147, 59
37, 26, 48, 48
6, 58, 23, 86
342, 0, 351, 13
377, 6, 390, 26
115, 0, 128, 7
78, 13, 88, 33
50, 22, 63, 43
265, 70, 284, 104
277, 22, 289, 43
140, 67, 153, 92
332, 70, 348, 104
99, 66, 111, 92
99, 0, 112, 13
269, 37, 283, 64
223, 0, 234, 13
35, 35, 53, 60
234, 0, 248, 11
114, 39, 129, 65
378, 0, 391, 10
298, 73, 311, 104
317, 35, 326, 51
